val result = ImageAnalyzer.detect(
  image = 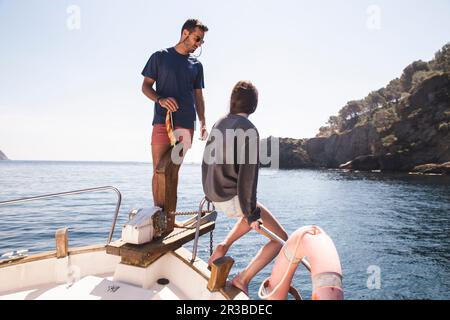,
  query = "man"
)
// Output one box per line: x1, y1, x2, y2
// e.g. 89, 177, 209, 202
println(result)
141, 19, 208, 203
